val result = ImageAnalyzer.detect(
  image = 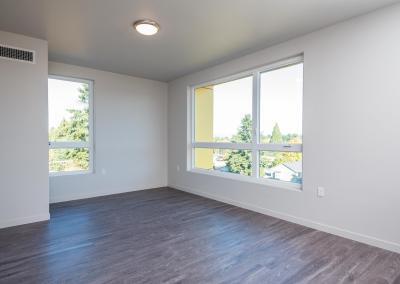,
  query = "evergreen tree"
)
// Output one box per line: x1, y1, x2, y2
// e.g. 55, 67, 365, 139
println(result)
270, 123, 283, 143
226, 149, 251, 176
226, 115, 252, 176
231, 114, 252, 143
